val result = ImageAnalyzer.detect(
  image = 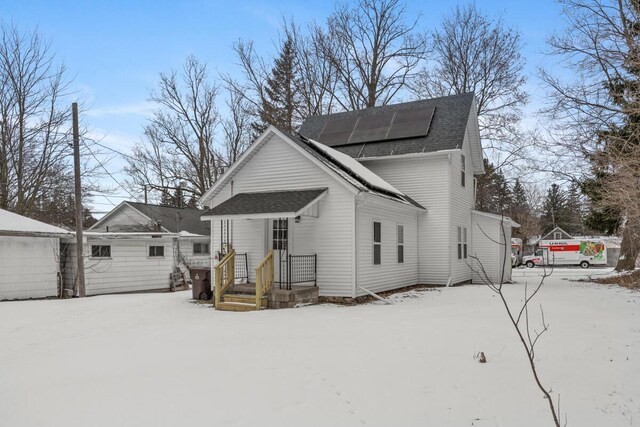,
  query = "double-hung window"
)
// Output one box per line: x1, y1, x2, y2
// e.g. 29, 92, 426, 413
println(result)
397, 225, 404, 264
461, 154, 466, 187
373, 221, 382, 265
457, 227, 468, 260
